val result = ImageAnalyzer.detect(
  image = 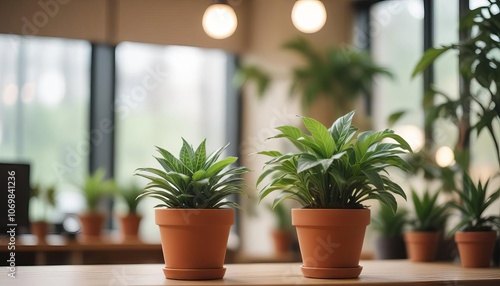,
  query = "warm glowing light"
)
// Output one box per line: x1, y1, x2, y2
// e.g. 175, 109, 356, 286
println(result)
22, 82, 36, 103
202, 3, 238, 39
3, 83, 18, 106
392, 125, 425, 152
435, 146, 455, 167
291, 0, 327, 33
